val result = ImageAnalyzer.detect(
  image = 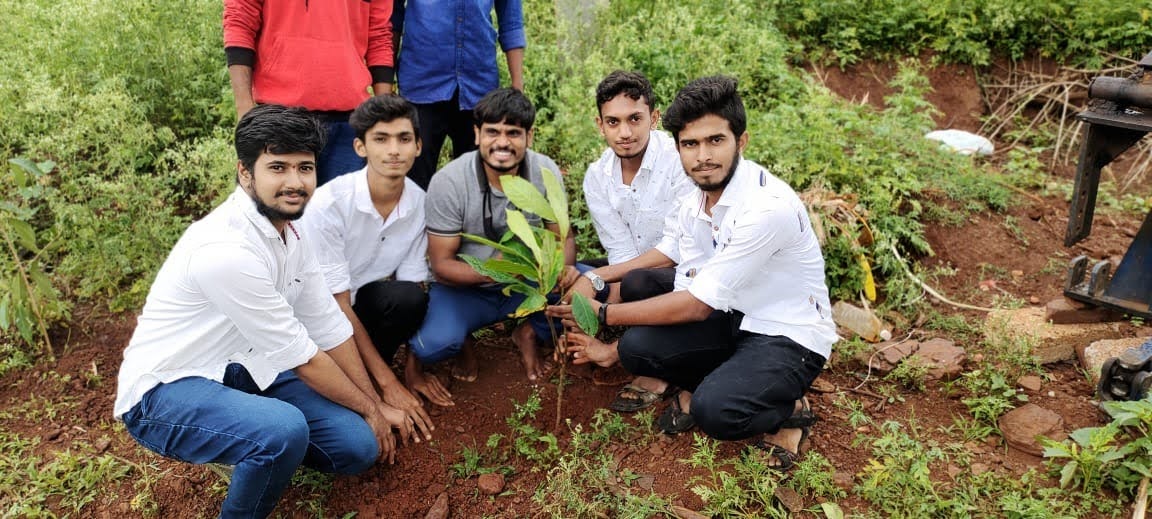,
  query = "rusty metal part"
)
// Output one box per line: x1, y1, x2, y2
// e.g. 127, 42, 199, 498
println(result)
1089, 76, 1152, 110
